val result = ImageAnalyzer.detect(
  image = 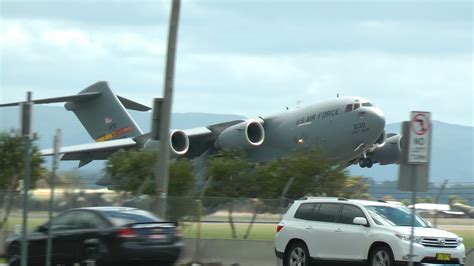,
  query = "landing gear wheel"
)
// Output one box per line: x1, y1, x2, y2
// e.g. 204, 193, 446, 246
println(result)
284, 242, 310, 266
368, 246, 394, 266
359, 158, 373, 168
366, 158, 373, 168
